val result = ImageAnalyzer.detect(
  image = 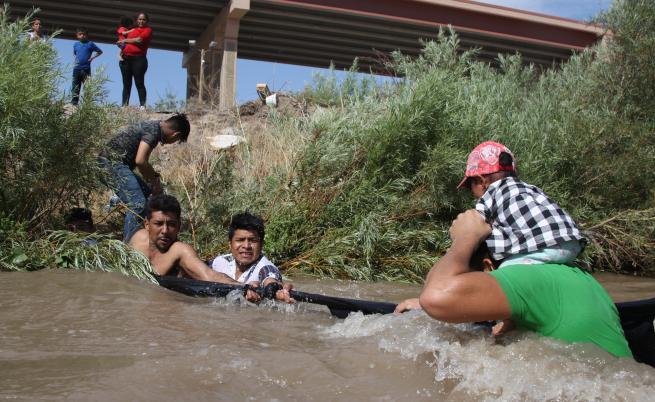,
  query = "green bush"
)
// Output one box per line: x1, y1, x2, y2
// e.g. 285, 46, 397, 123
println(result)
0, 7, 110, 228
0, 7, 151, 276
193, 2, 655, 281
